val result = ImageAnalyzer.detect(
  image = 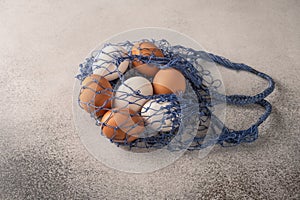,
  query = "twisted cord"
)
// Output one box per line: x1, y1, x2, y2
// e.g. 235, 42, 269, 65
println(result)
211, 54, 274, 144
188, 53, 274, 149
207, 53, 275, 105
